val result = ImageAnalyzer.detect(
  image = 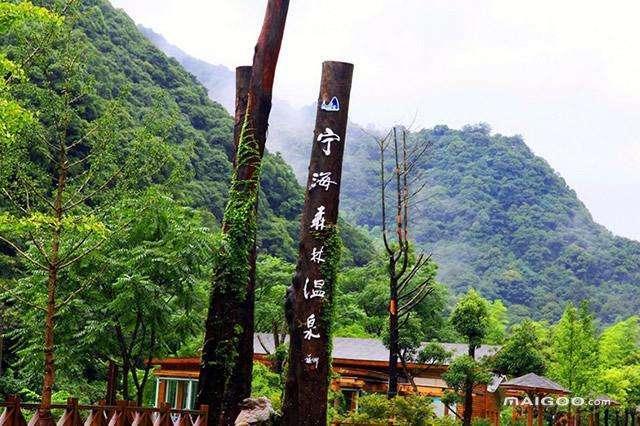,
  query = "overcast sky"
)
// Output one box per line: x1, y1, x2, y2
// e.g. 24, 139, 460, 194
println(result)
110, 0, 640, 241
